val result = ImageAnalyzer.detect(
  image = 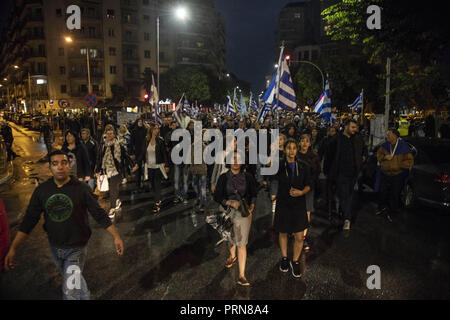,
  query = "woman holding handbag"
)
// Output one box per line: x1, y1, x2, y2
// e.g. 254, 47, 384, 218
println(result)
96, 127, 131, 222
134, 123, 170, 214
213, 151, 258, 286
270, 138, 311, 278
